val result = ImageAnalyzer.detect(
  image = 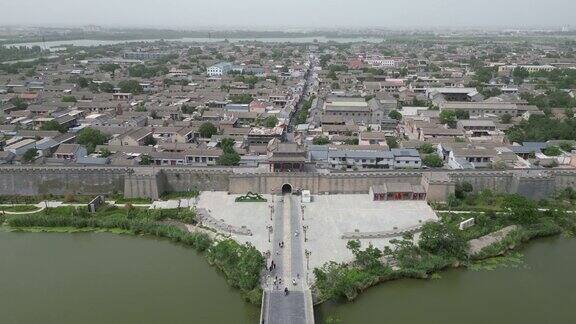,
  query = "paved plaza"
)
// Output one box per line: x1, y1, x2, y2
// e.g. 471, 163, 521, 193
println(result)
196, 192, 438, 273
302, 194, 438, 270
197, 191, 273, 252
